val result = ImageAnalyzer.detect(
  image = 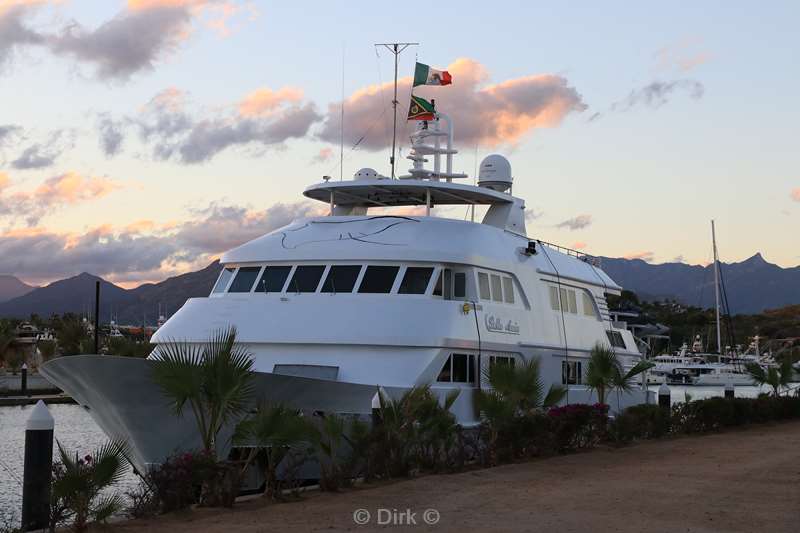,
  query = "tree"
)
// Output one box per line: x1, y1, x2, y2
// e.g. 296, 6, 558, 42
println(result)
585, 343, 653, 408
232, 403, 310, 500
151, 326, 255, 455
745, 358, 795, 397
50, 440, 128, 533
